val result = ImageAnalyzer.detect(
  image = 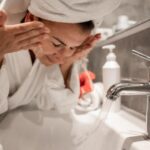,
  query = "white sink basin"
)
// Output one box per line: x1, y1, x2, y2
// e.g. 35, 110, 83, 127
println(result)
0, 109, 74, 150
0, 107, 149, 150
130, 140, 150, 150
